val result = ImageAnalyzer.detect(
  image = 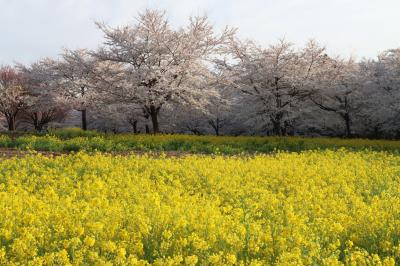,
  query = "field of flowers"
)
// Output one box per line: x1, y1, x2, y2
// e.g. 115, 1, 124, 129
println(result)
0, 128, 400, 154
1, 149, 400, 265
